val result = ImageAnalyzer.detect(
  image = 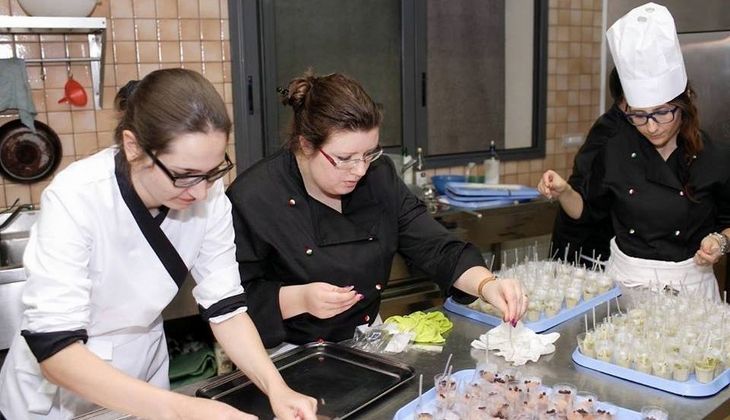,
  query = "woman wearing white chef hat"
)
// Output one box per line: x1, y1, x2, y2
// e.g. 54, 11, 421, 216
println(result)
538, 2, 730, 301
